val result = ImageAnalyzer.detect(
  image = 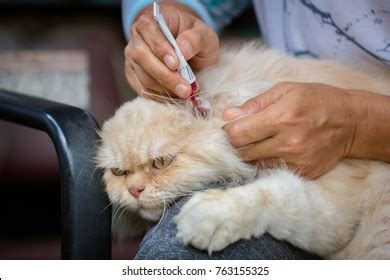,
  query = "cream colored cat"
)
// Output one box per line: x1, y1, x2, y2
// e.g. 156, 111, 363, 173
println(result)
97, 43, 390, 259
